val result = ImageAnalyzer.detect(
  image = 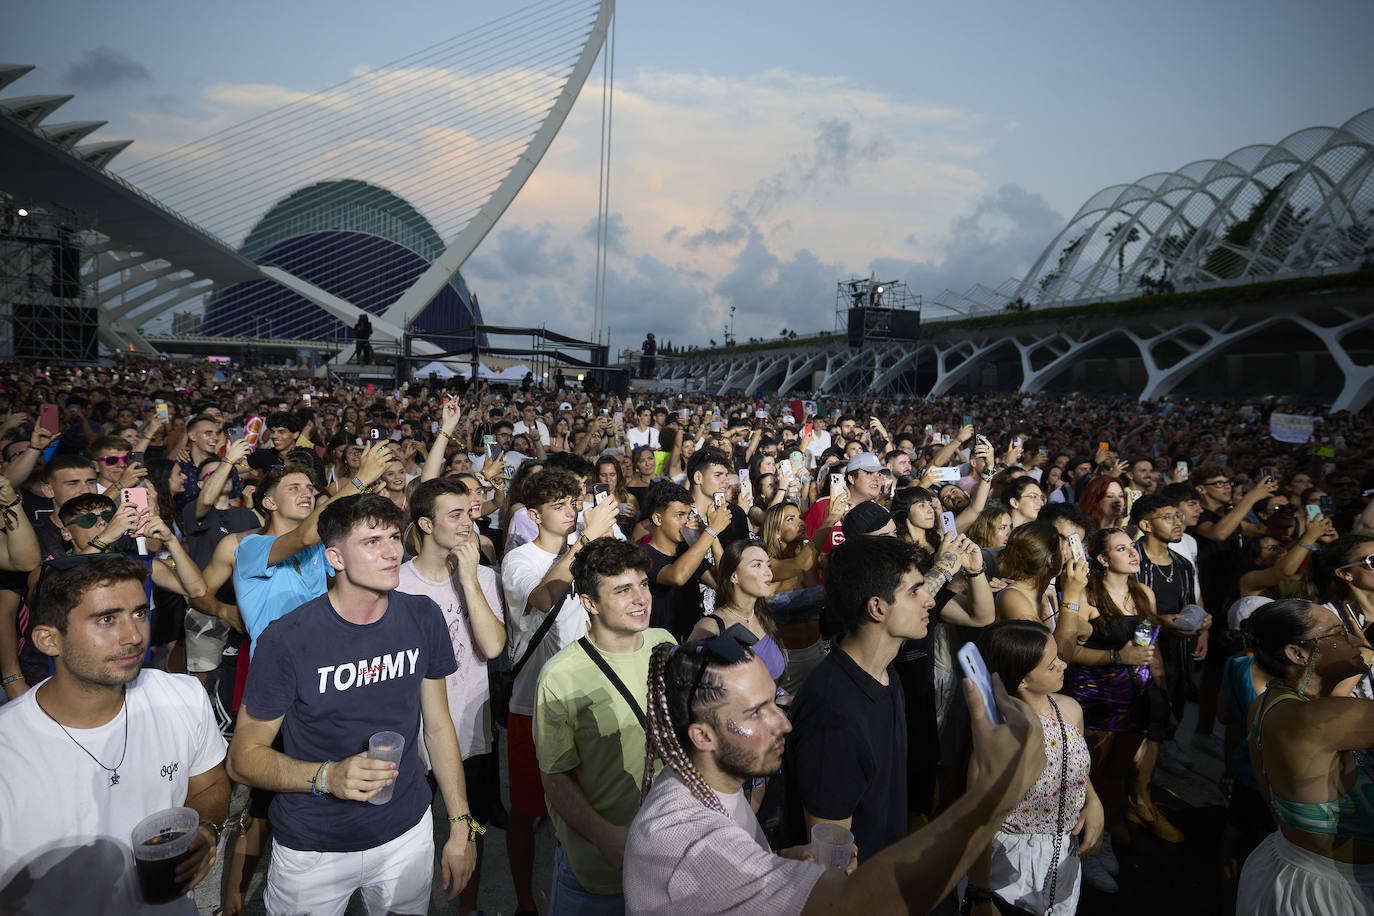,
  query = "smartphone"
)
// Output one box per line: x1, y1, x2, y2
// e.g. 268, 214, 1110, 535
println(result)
1306, 504, 1322, 521
713, 491, 725, 510
600, 409, 610, 418
802, 423, 813, 437
940, 510, 958, 536
830, 472, 844, 495
1097, 441, 1109, 454
486, 442, 502, 464
155, 400, 169, 423
755, 409, 768, 419
39, 403, 60, 434
710, 420, 722, 432
368, 427, 383, 441
1067, 533, 1088, 564
121, 486, 148, 514
593, 483, 611, 506
962, 414, 974, 428
738, 469, 750, 488
1012, 436, 1023, 450
1038, 446, 1048, 457
1320, 495, 1336, 516
956, 643, 1006, 725
930, 466, 961, 484
1259, 466, 1276, 481
227, 427, 246, 443
1175, 460, 1188, 477
482, 434, 496, 447
430, 421, 439, 434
